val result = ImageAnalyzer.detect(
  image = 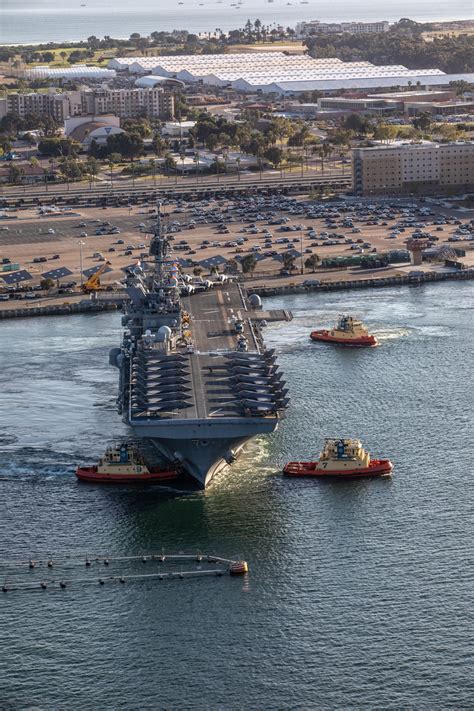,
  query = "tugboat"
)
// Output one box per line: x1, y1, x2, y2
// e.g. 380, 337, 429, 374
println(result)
310, 315, 377, 347
284, 438, 393, 479
76, 444, 180, 484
